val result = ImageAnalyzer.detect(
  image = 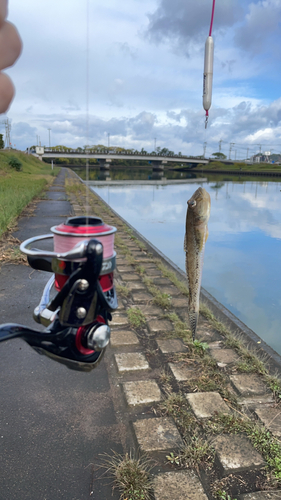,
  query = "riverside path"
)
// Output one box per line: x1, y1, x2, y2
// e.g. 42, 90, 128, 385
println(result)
0, 167, 281, 500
